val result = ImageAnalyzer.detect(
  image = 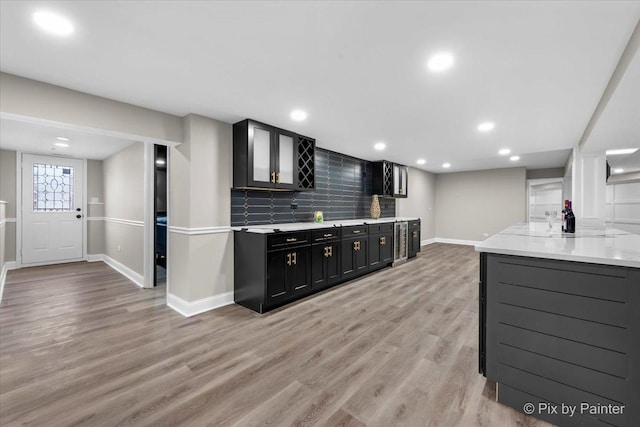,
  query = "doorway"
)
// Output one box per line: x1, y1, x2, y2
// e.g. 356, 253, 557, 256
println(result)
20, 153, 85, 265
527, 178, 564, 223
154, 145, 167, 286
